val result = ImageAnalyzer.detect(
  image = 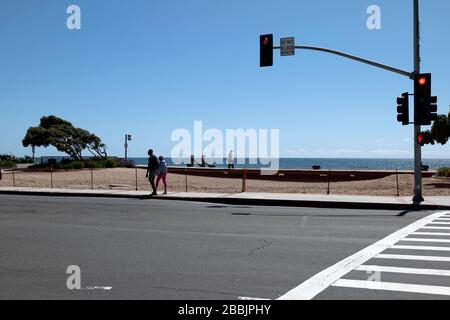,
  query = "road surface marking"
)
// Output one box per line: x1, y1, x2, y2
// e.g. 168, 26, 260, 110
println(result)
355, 265, 450, 277
401, 238, 450, 243
421, 226, 450, 230
332, 279, 450, 296
238, 297, 270, 300
412, 232, 450, 236
435, 218, 450, 221
375, 254, 450, 262
277, 211, 449, 300
428, 222, 450, 225
391, 244, 450, 251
